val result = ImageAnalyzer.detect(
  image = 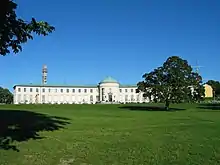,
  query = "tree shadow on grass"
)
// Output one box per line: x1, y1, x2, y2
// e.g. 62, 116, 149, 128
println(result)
119, 105, 185, 112
198, 103, 220, 111
0, 109, 70, 152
